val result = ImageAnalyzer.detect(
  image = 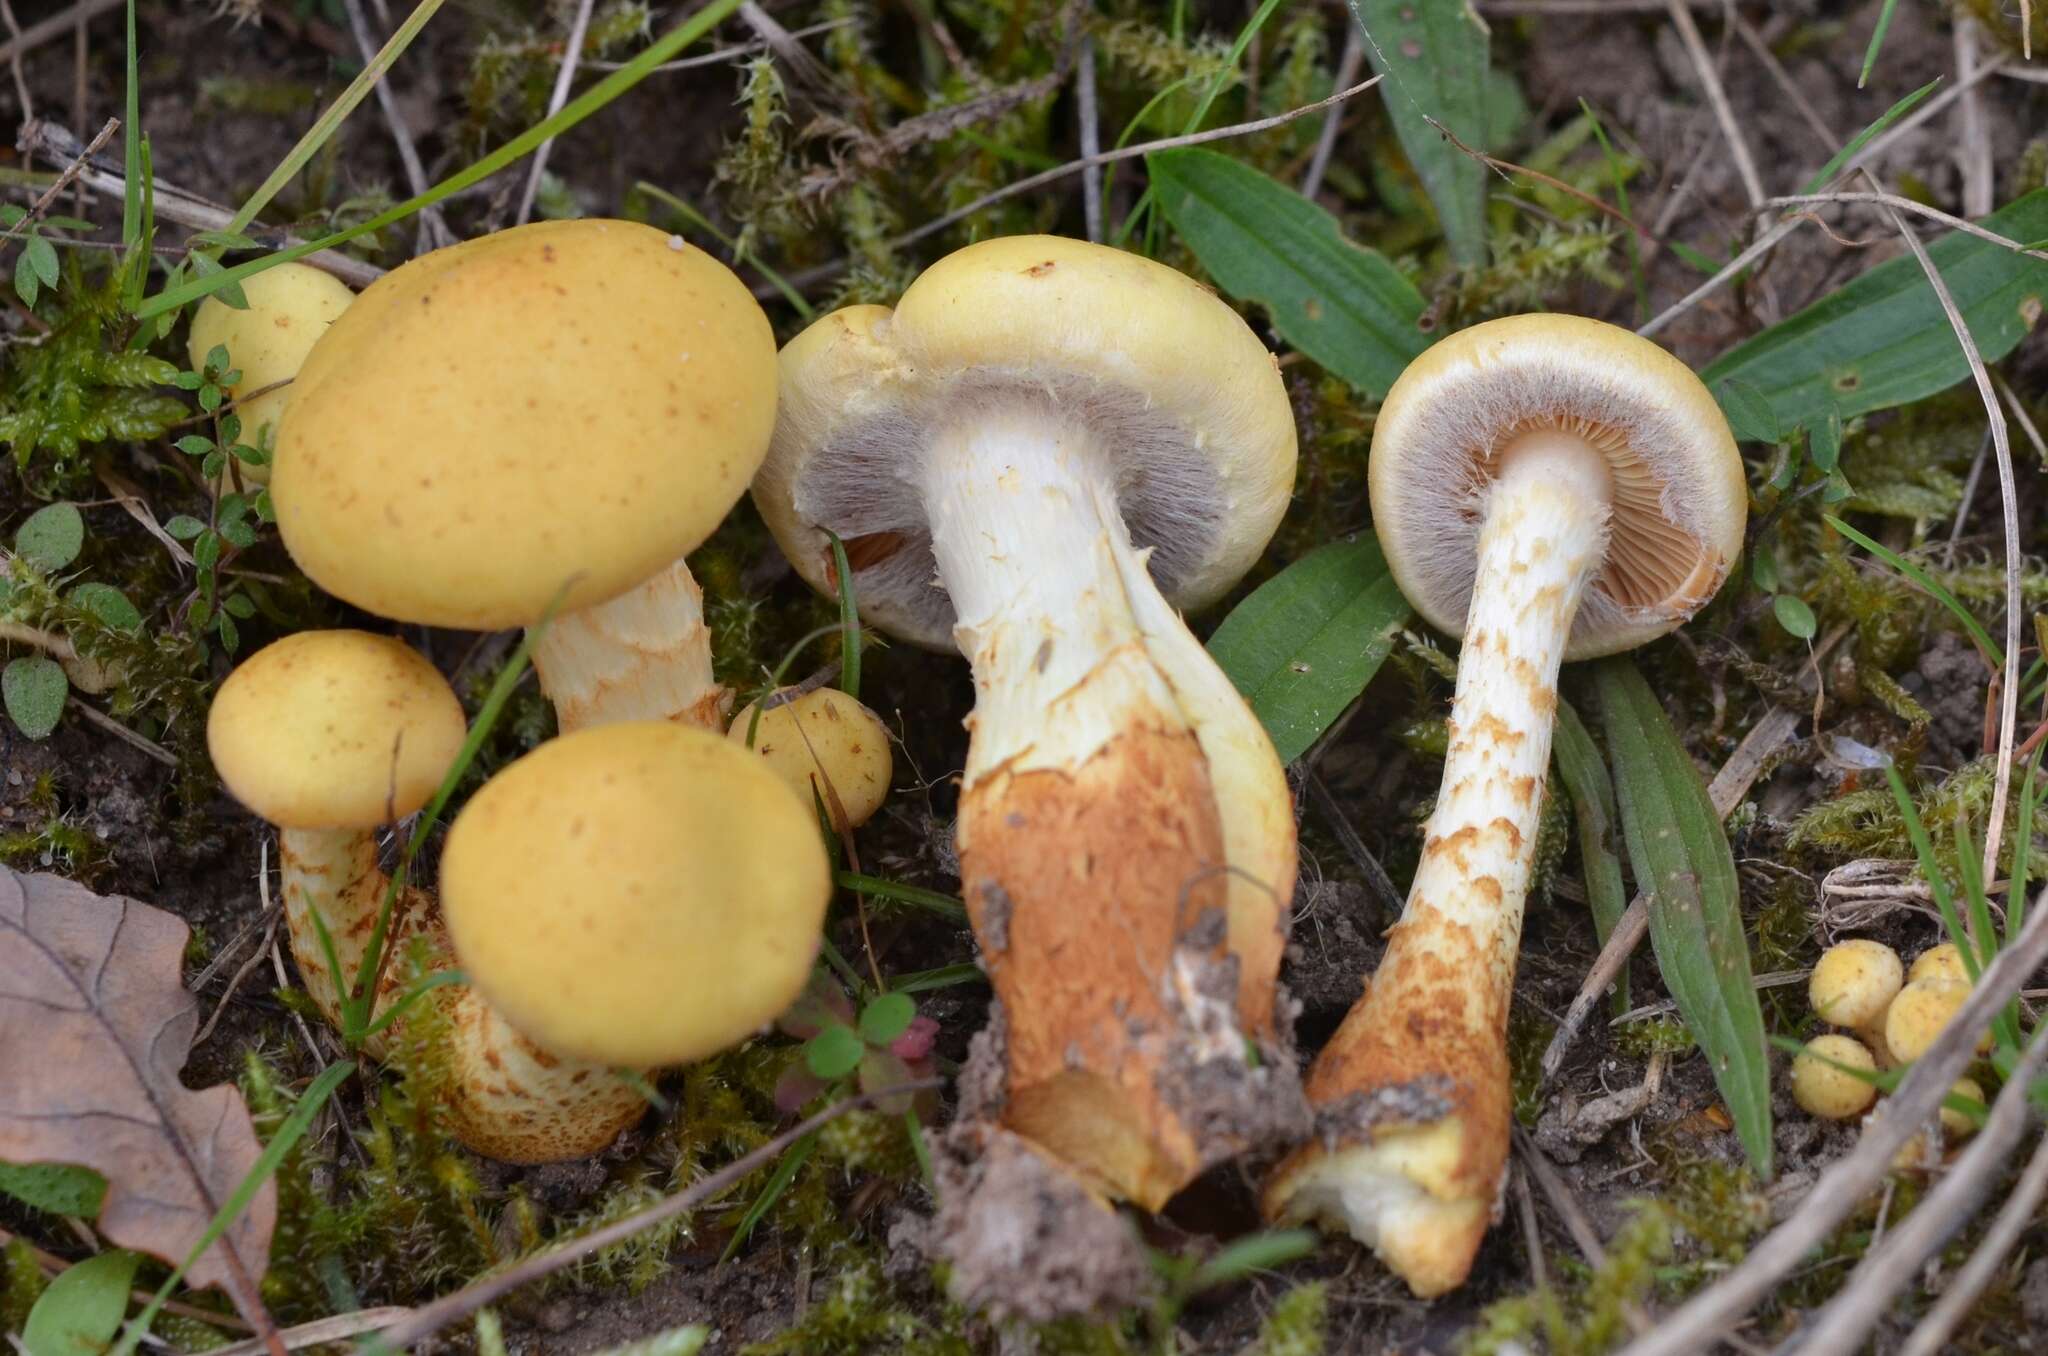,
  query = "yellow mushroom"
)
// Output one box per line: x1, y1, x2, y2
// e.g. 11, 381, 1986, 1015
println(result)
1264, 315, 1747, 1298
728, 687, 893, 829
1791, 1035, 1879, 1120
1885, 977, 1989, 1062
271, 219, 776, 733
187, 262, 354, 491
756, 236, 1306, 1313
1941, 1077, 1985, 1141
1808, 939, 1904, 1029
1909, 942, 1970, 986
